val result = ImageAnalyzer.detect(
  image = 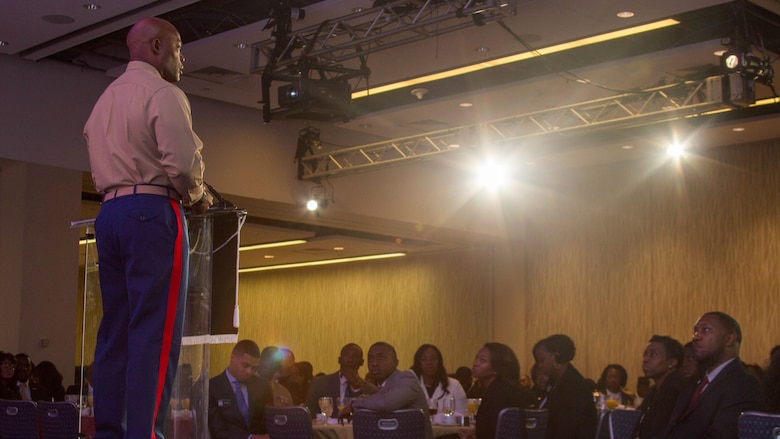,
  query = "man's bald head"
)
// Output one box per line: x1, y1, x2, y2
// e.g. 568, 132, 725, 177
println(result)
126, 17, 184, 82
